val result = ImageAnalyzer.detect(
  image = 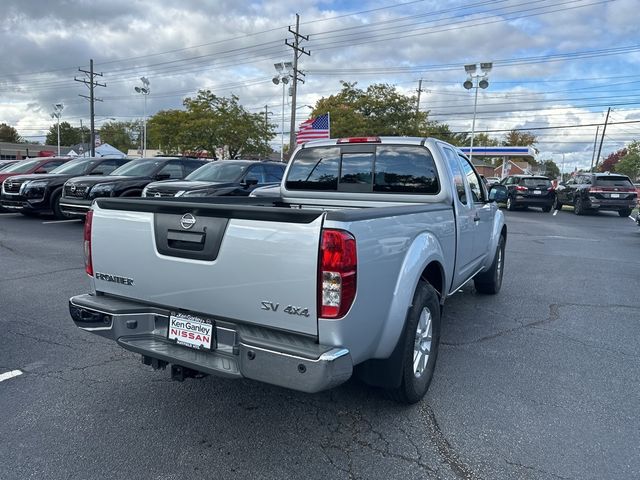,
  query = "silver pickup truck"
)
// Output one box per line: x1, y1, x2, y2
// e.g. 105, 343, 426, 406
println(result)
69, 137, 508, 403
